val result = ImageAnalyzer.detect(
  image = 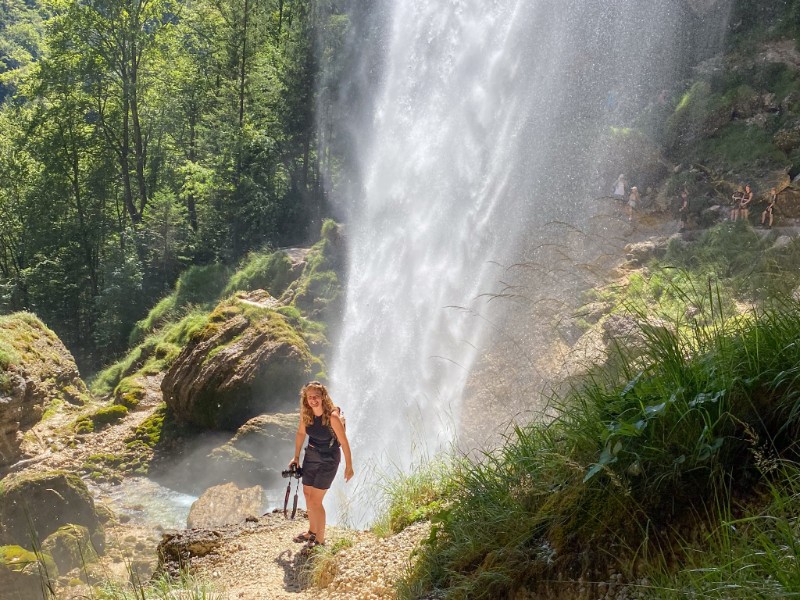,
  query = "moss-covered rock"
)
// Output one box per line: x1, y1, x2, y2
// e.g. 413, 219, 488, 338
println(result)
41, 524, 98, 574
161, 300, 316, 430
281, 220, 346, 324
74, 405, 129, 435
0, 313, 88, 469
0, 471, 105, 553
0, 545, 57, 600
